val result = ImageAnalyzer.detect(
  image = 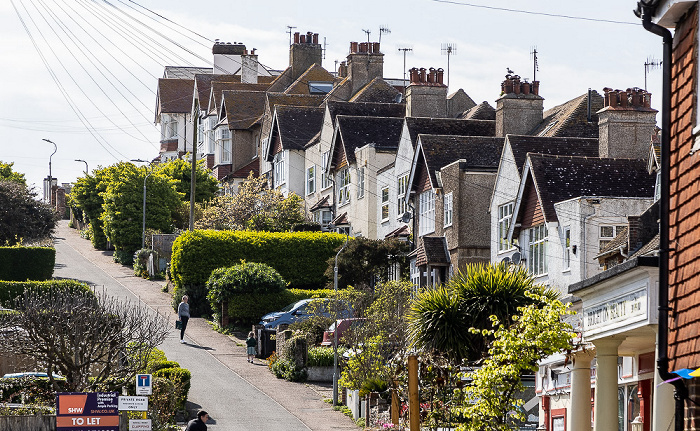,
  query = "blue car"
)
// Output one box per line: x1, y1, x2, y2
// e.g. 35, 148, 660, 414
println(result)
259, 298, 352, 329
